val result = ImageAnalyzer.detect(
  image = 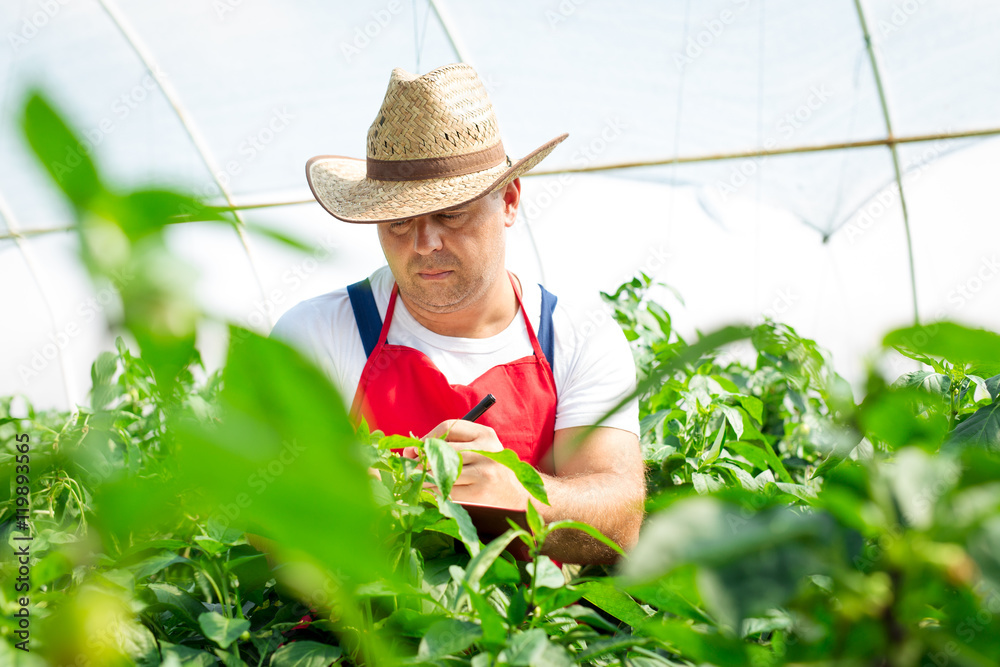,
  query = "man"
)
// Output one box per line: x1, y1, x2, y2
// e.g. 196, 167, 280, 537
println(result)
271, 63, 643, 564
